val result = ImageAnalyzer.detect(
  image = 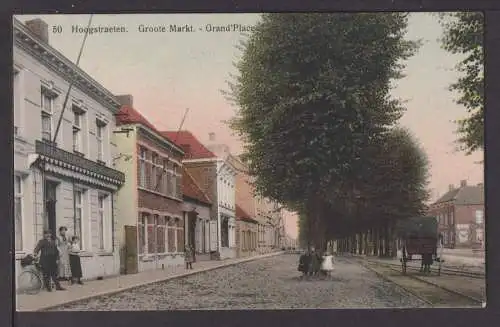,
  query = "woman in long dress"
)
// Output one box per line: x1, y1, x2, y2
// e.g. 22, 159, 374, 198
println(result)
320, 252, 335, 279
57, 226, 71, 282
